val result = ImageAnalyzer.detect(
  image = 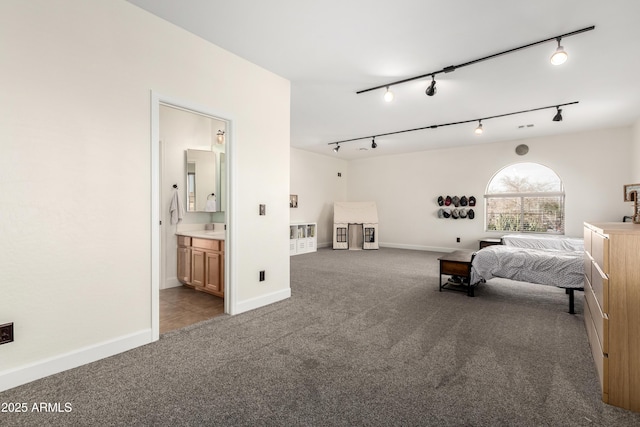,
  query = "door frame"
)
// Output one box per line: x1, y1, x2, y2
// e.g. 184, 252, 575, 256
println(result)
150, 91, 236, 341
